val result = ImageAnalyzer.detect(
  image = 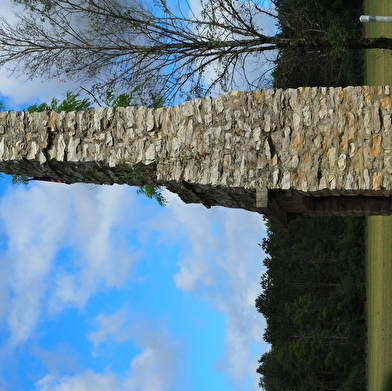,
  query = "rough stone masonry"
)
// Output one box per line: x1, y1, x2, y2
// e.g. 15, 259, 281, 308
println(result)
0, 85, 392, 229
